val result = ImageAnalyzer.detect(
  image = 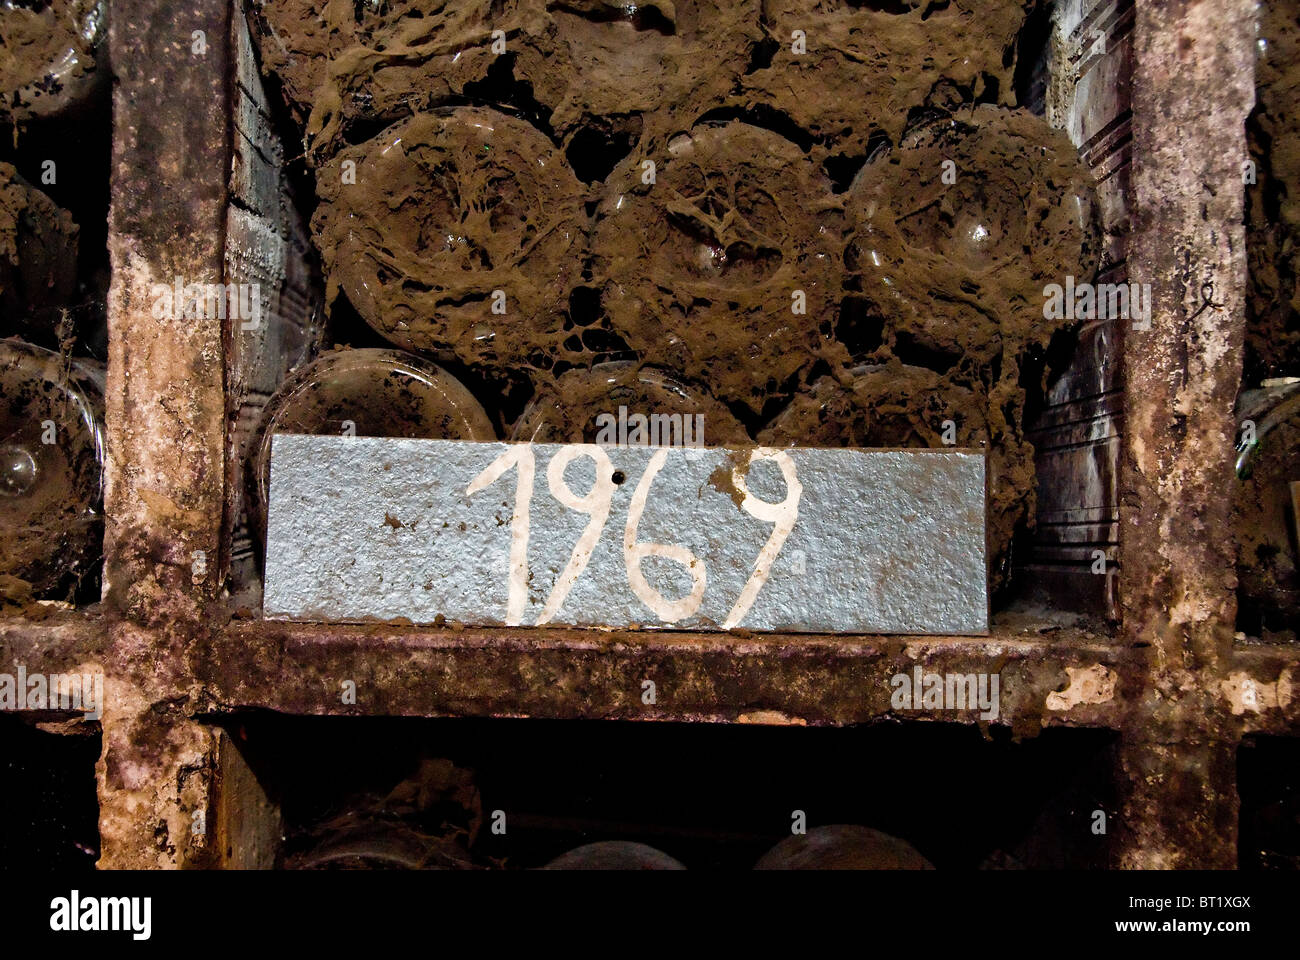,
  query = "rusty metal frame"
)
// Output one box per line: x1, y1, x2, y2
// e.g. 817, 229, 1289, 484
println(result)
1, 0, 1297, 869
